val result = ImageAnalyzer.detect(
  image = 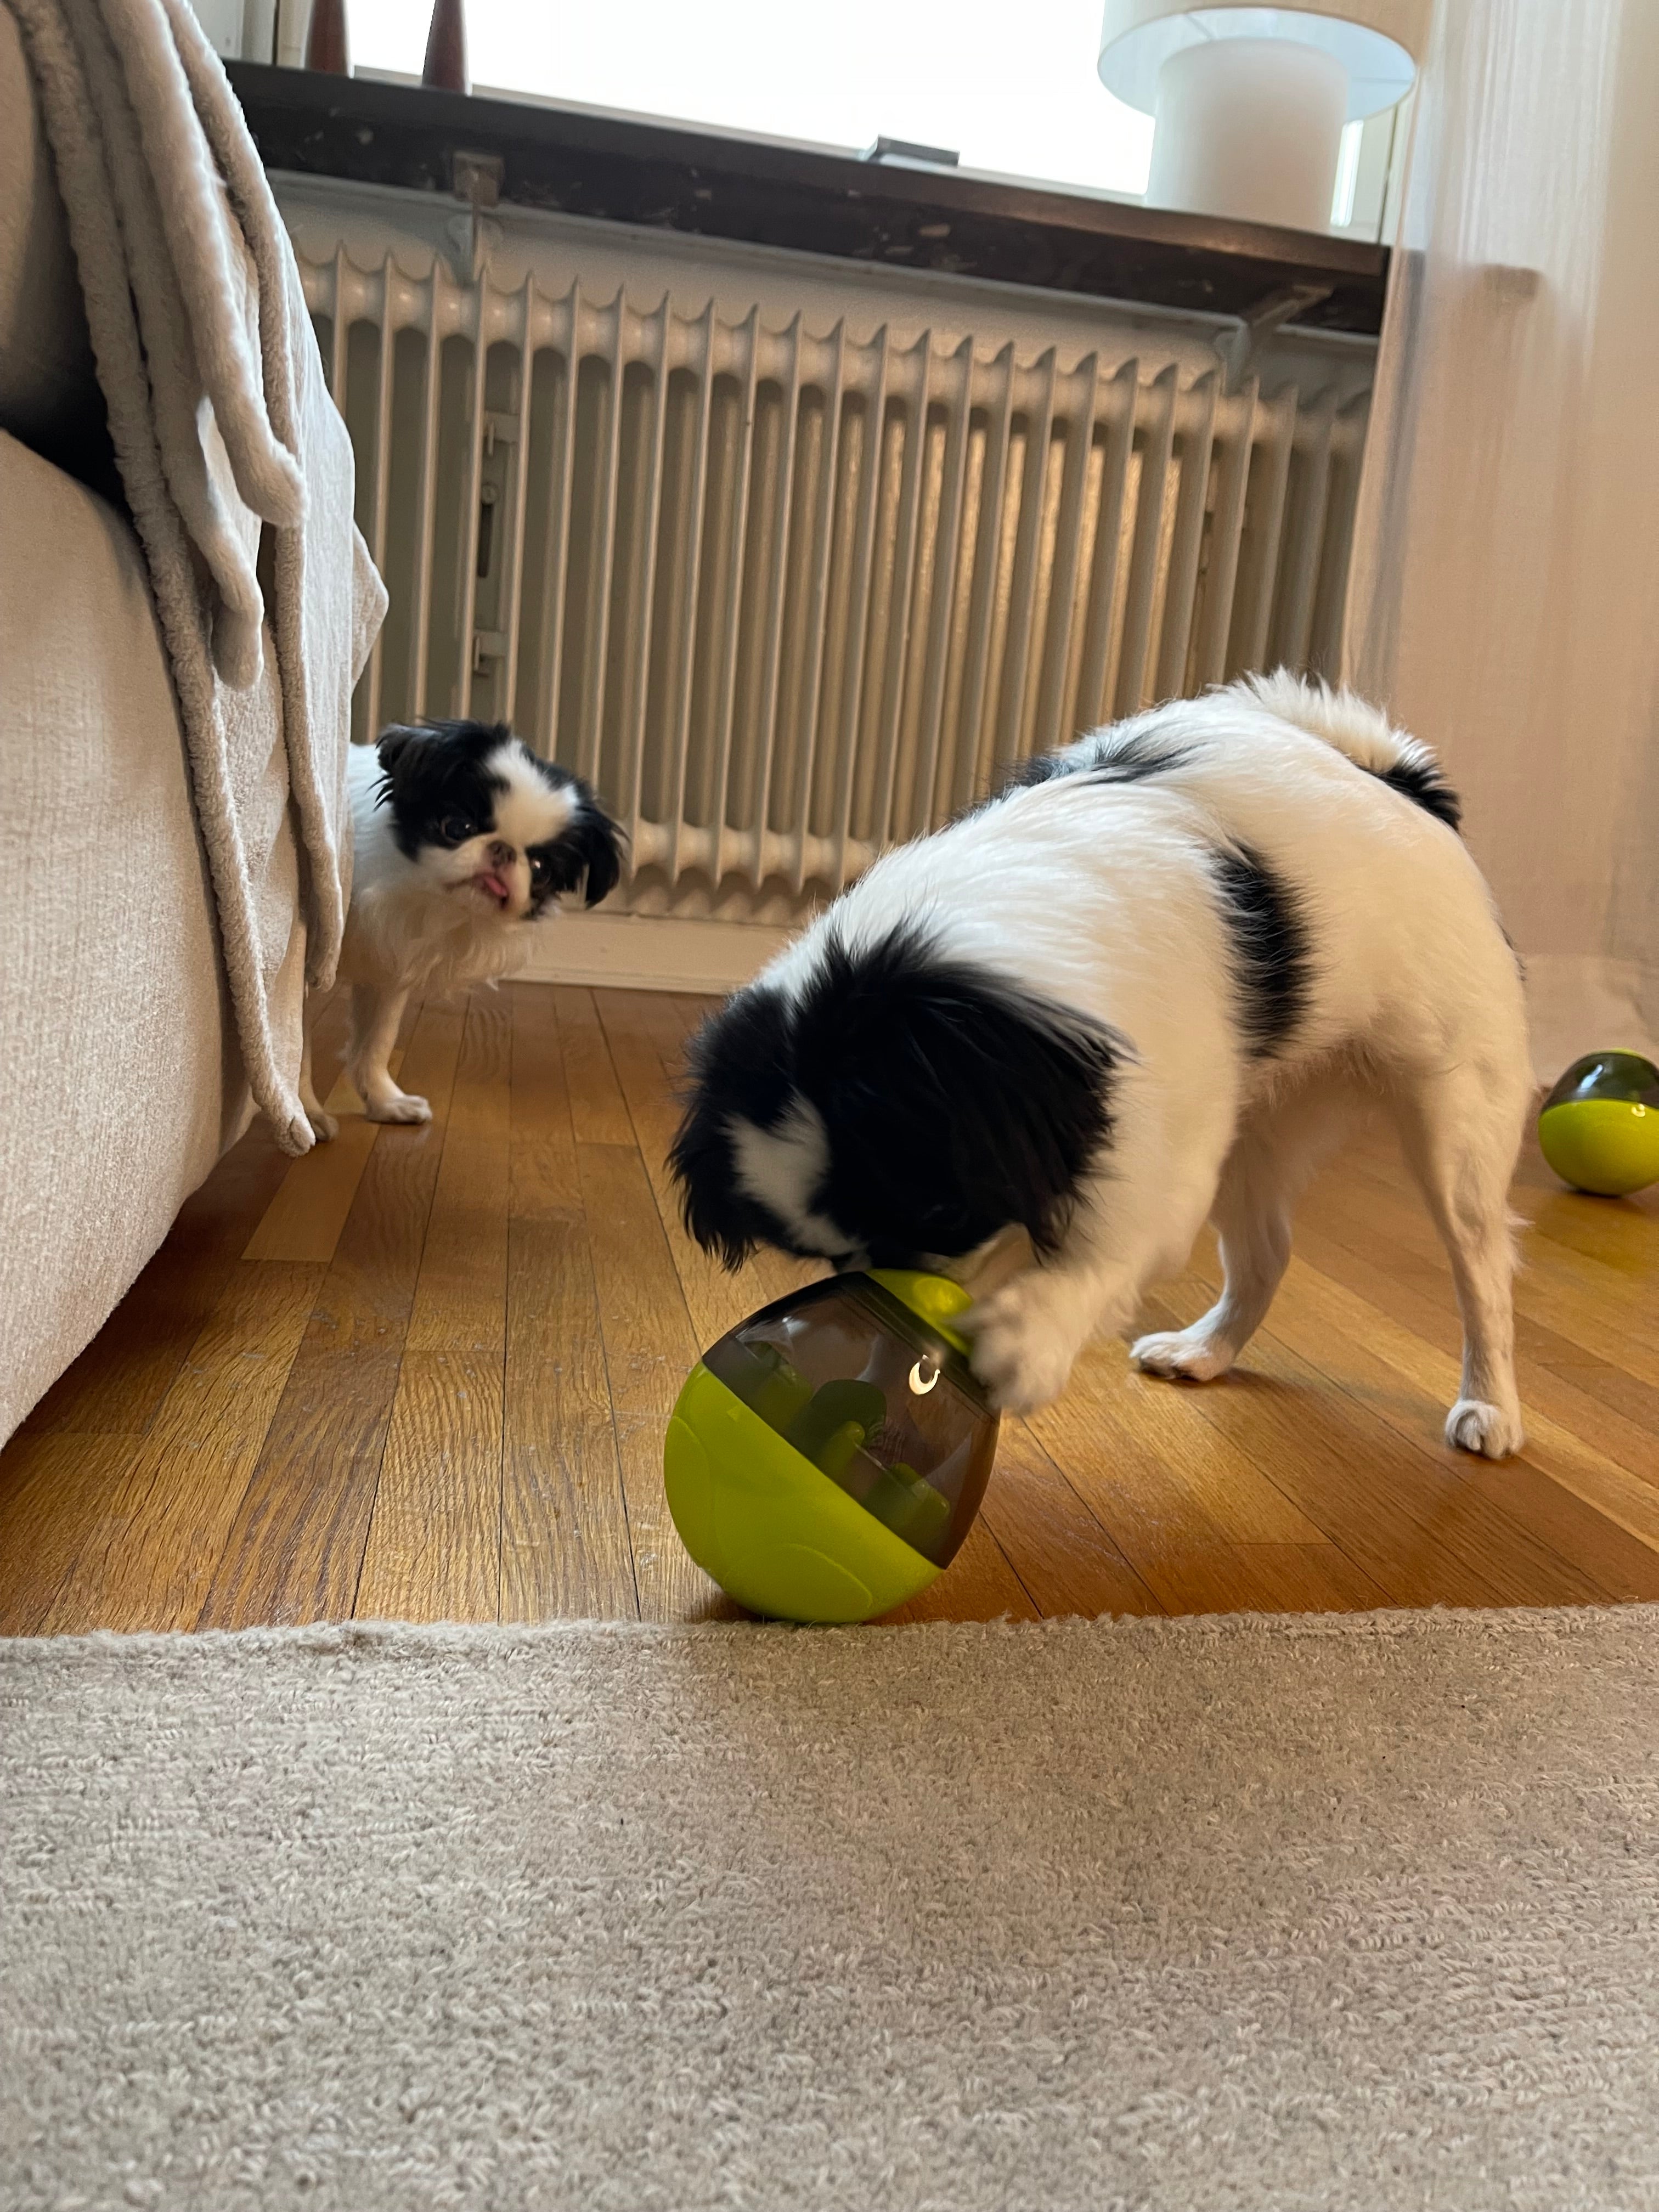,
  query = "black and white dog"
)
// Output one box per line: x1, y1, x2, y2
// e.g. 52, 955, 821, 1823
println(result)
670, 673, 1533, 1458
302, 720, 622, 1136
